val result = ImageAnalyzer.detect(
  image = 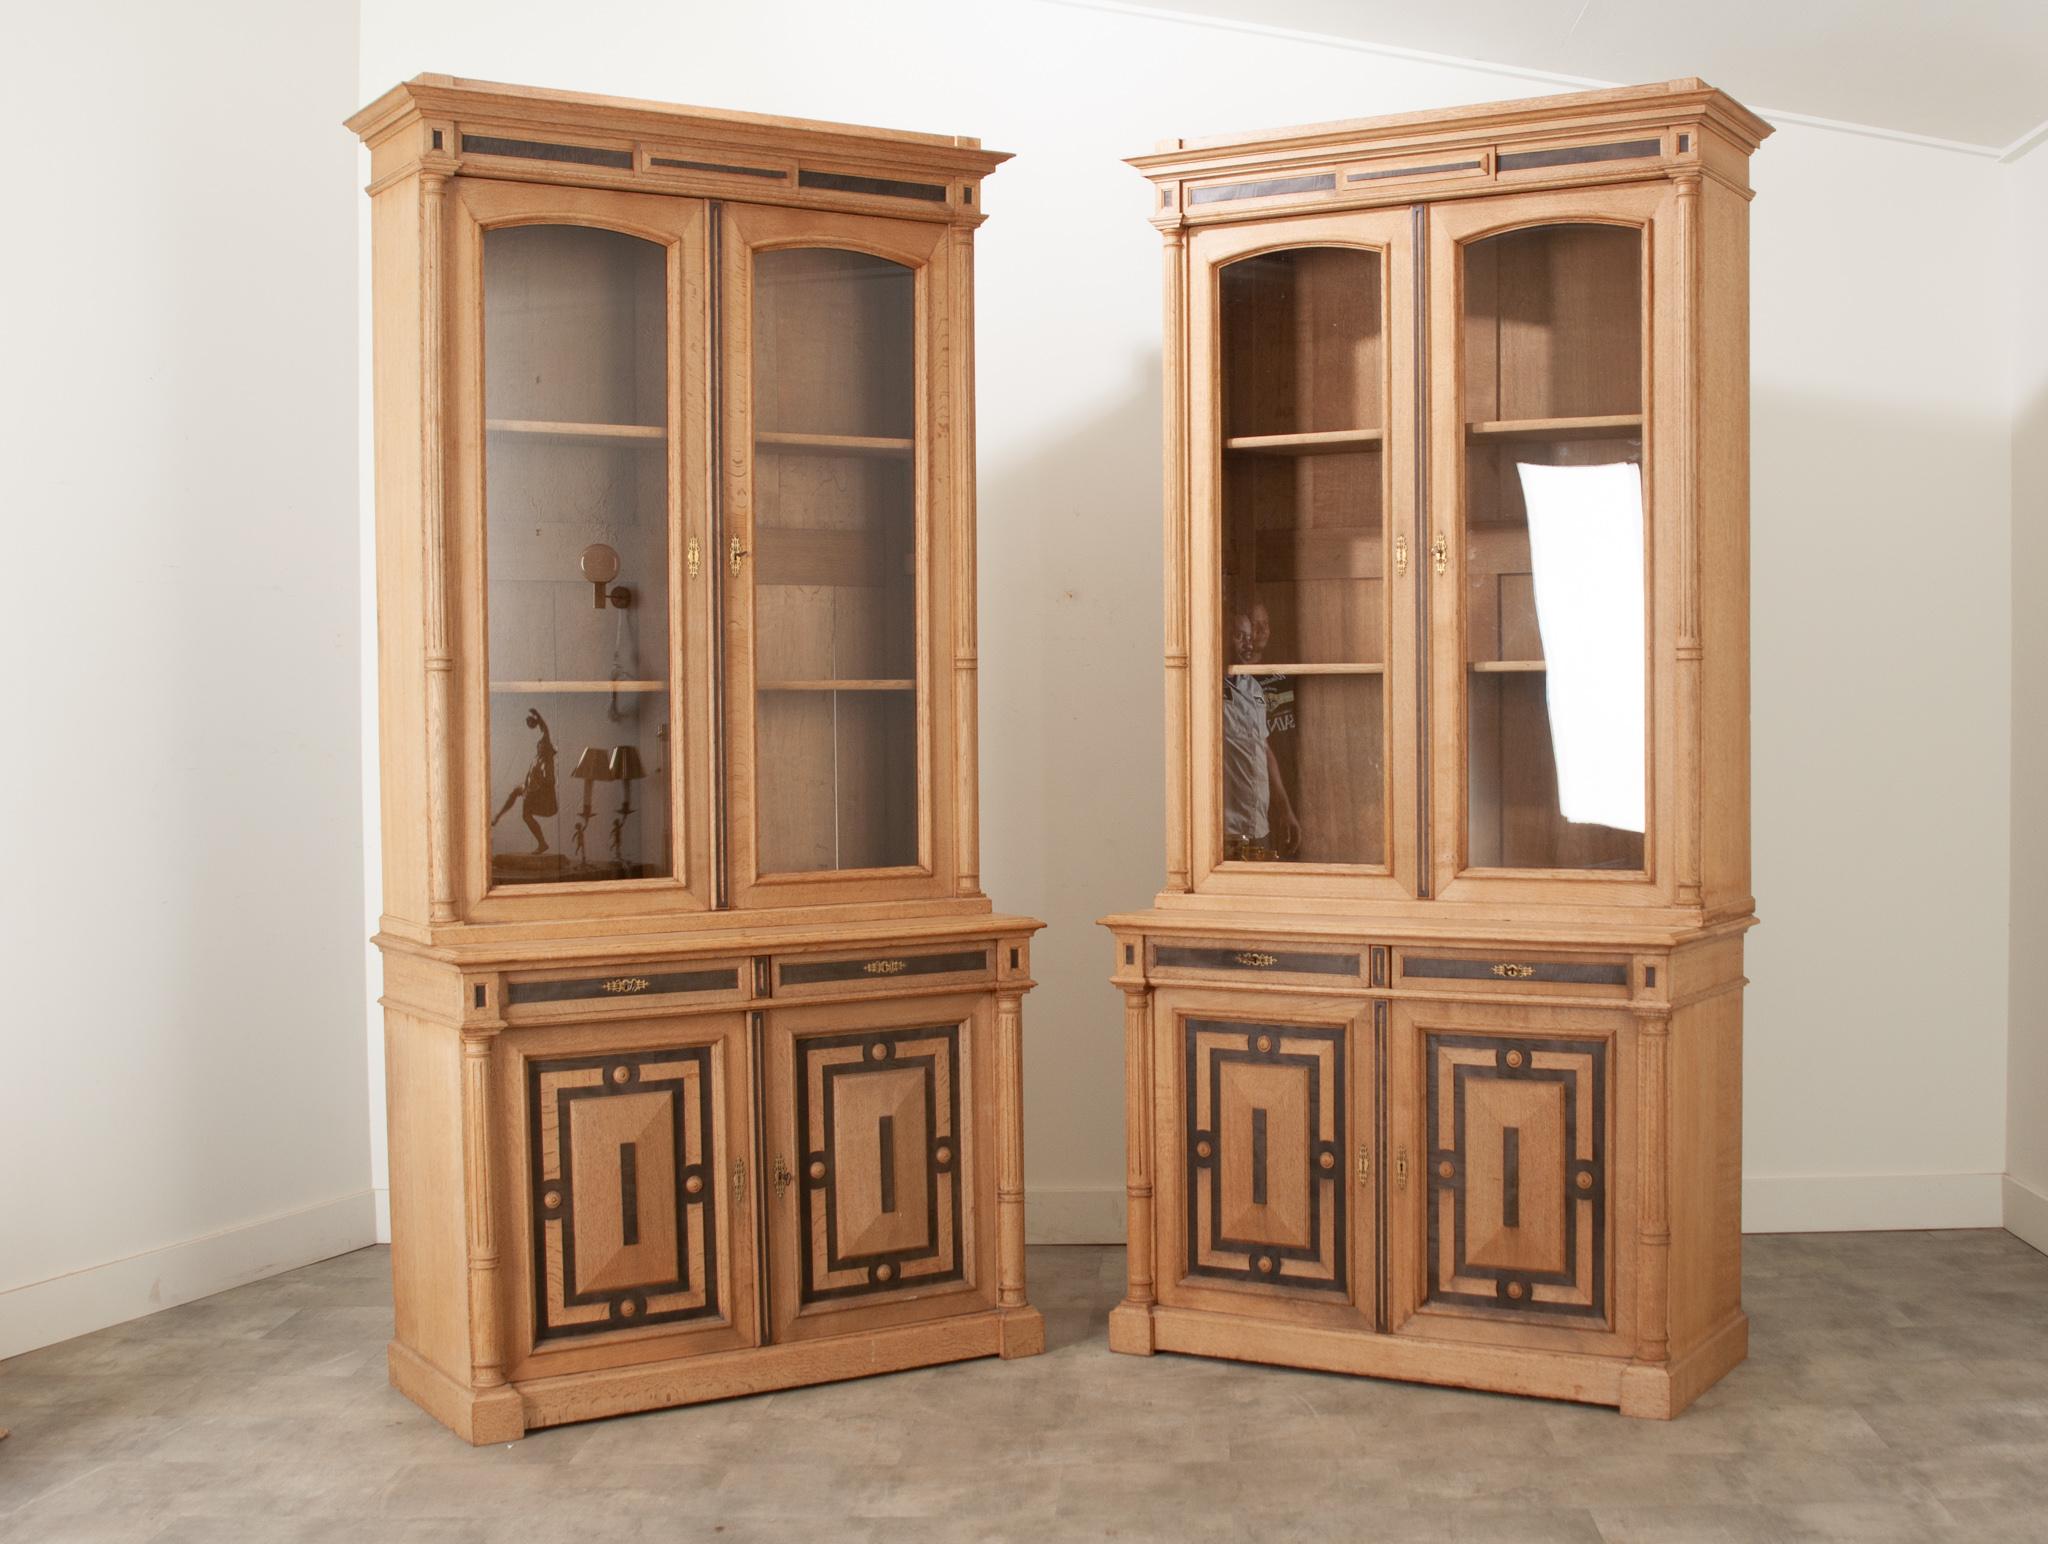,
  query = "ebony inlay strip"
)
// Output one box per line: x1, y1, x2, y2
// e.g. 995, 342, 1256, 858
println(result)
798, 169, 947, 202
1497, 137, 1662, 172
779, 950, 987, 986
649, 155, 786, 179
1251, 1109, 1269, 1207
1404, 957, 1629, 987
1501, 1128, 1519, 1229
508, 967, 739, 1005
460, 133, 632, 170
878, 1116, 897, 1214
1348, 158, 1481, 182
619, 1142, 640, 1246
1153, 944, 1359, 976
1189, 172, 1336, 204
